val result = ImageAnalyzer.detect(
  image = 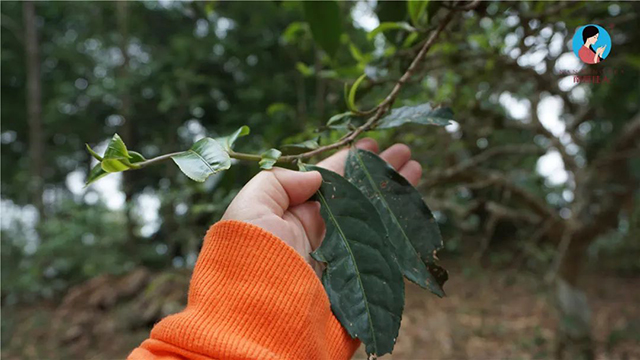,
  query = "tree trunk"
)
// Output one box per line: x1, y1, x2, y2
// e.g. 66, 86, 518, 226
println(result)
23, 1, 45, 219
554, 237, 594, 360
